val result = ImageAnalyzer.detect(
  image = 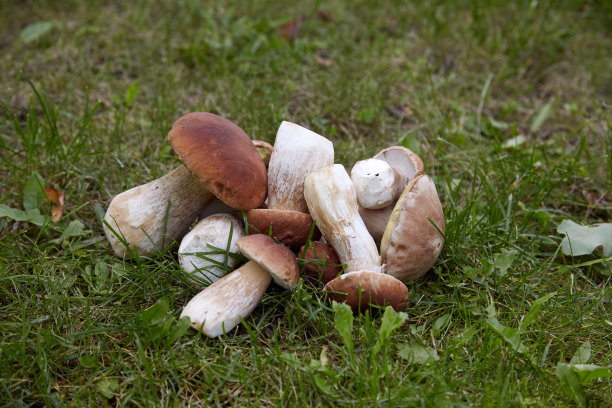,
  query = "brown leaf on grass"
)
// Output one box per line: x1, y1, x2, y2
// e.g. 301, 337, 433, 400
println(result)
45, 187, 64, 222
385, 104, 414, 118
315, 54, 334, 67
277, 15, 307, 42
316, 10, 336, 23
